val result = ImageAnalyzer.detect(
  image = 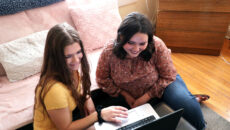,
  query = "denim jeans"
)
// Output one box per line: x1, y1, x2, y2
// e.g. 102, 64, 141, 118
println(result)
162, 74, 206, 130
